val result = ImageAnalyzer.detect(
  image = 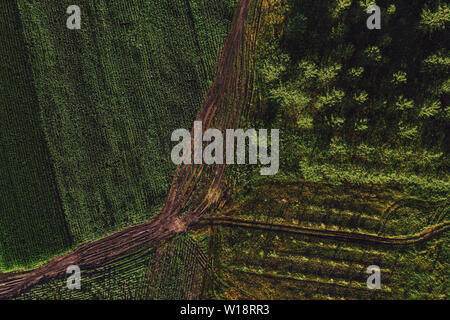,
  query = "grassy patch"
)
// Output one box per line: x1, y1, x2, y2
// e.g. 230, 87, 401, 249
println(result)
0, 1, 72, 271
16, 0, 233, 244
